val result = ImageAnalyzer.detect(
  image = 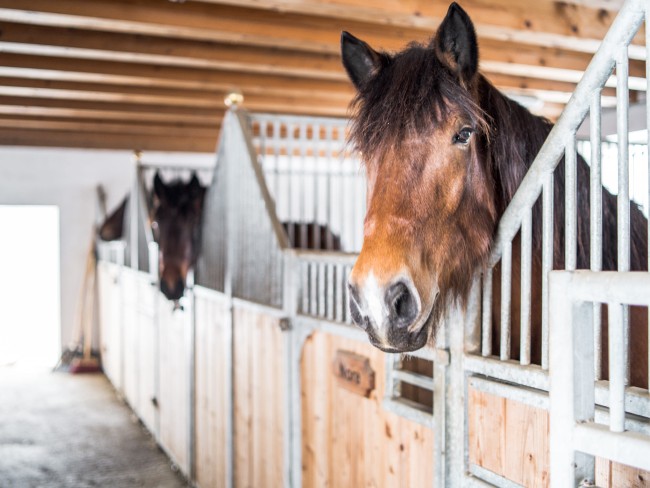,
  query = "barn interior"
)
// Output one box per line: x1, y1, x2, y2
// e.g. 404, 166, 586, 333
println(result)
1, 0, 650, 487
